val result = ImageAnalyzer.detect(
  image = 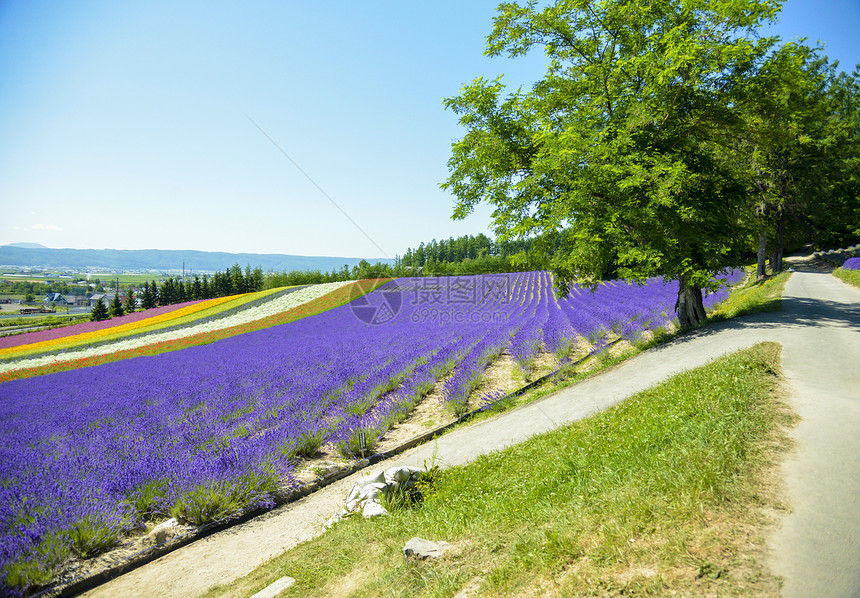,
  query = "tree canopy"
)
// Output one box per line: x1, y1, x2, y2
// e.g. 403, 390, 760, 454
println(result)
442, 0, 854, 326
